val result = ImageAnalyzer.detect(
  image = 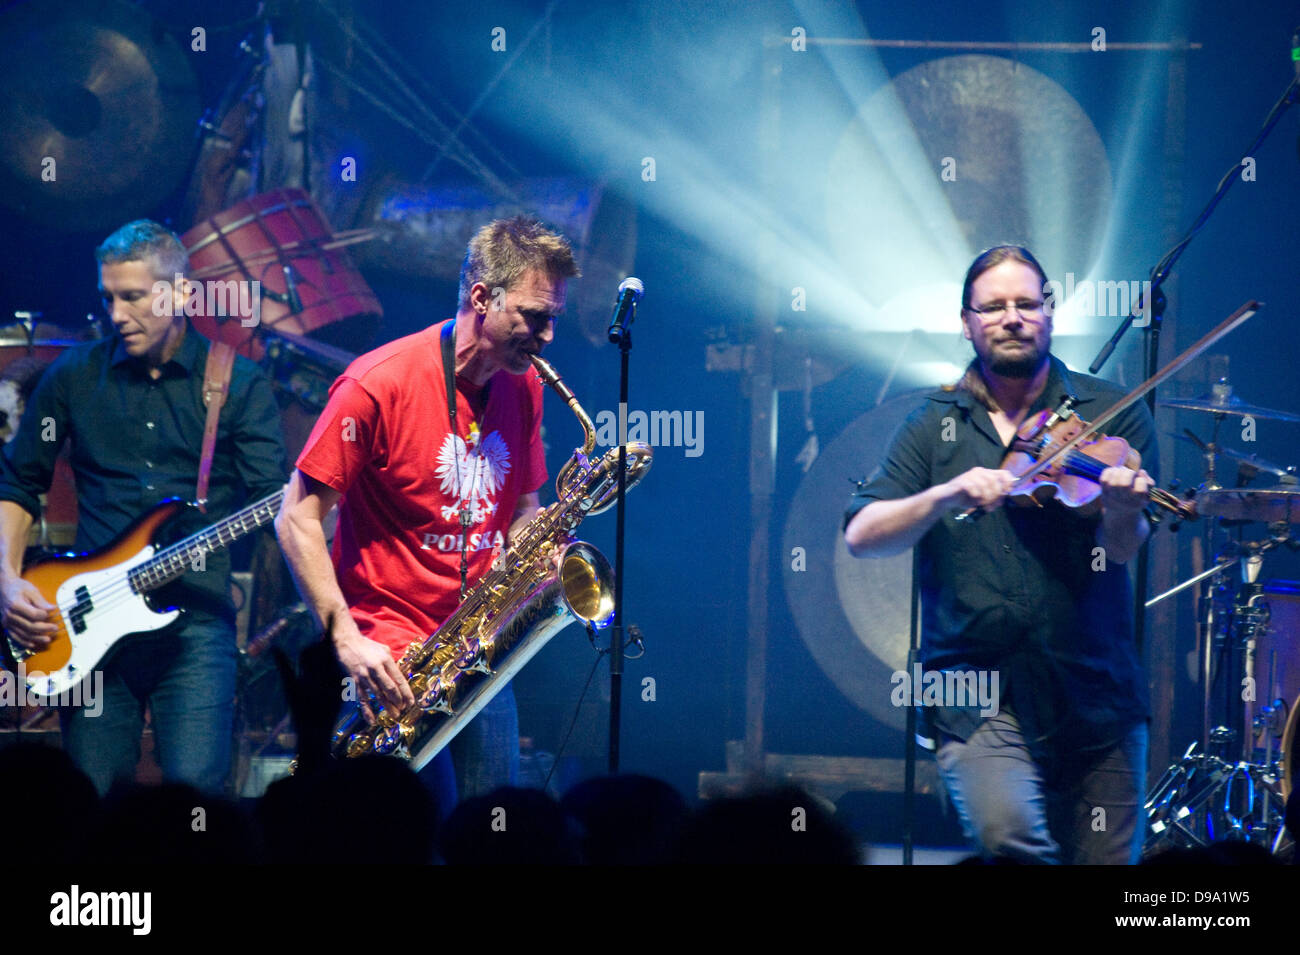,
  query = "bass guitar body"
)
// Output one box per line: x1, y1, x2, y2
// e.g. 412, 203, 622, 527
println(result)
7, 501, 185, 699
